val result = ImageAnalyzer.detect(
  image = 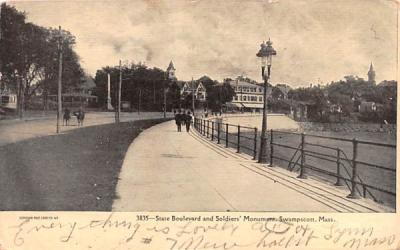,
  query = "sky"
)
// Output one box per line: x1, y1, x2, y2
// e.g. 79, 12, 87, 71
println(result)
9, 0, 399, 87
